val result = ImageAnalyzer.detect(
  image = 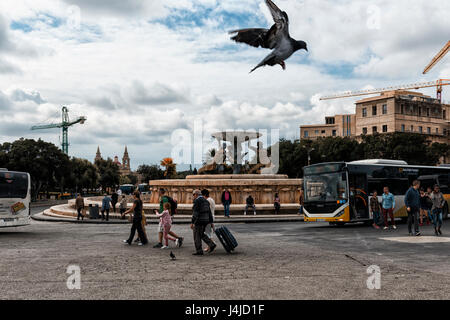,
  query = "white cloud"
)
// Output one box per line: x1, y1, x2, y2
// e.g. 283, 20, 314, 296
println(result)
0, 0, 448, 167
